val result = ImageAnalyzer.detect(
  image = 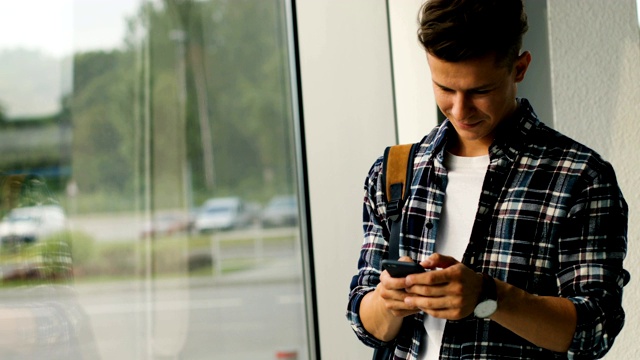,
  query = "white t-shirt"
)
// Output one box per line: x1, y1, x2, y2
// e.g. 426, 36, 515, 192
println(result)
420, 152, 489, 360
